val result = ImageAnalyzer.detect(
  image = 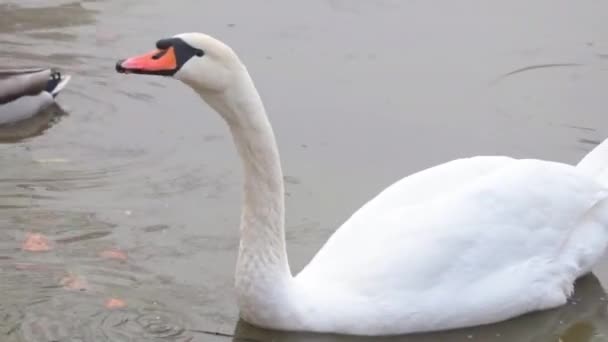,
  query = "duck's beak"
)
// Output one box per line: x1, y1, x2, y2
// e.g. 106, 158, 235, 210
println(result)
116, 47, 178, 76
